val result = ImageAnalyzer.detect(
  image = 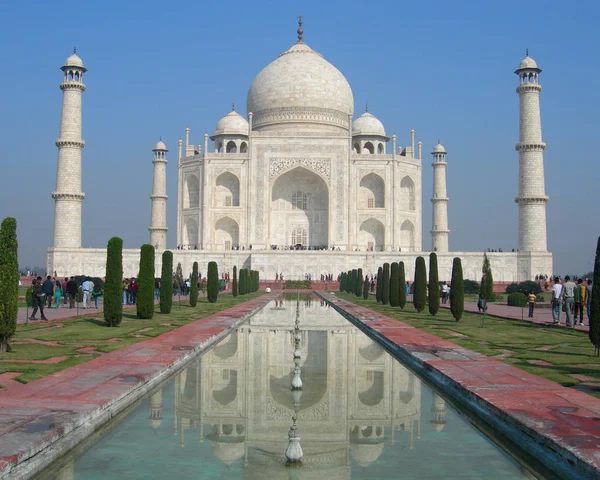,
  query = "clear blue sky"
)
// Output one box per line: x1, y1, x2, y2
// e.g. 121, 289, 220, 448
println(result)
0, 0, 597, 275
